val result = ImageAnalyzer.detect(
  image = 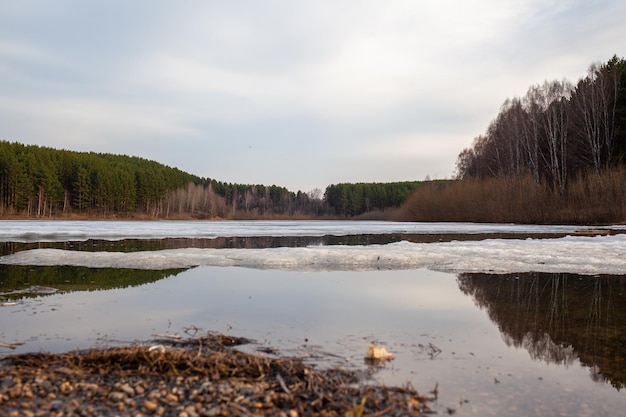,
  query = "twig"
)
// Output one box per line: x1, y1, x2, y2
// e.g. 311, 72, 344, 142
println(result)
0, 341, 24, 349
276, 373, 293, 398
152, 333, 182, 340
364, 406, 393, 417
196, 335, 203, 359
428, 343, 442, 359
184, 325, 201, 337
229, 402, 253, 416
